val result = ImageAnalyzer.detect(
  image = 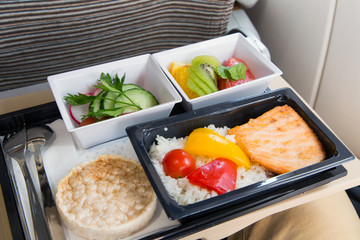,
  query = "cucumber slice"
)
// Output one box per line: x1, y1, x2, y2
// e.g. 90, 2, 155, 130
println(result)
100, 84, 143, 110
101, 91, 120, 110
89, 90, 105, 113
114, 88, 159, 114
122, 83, 143, 91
